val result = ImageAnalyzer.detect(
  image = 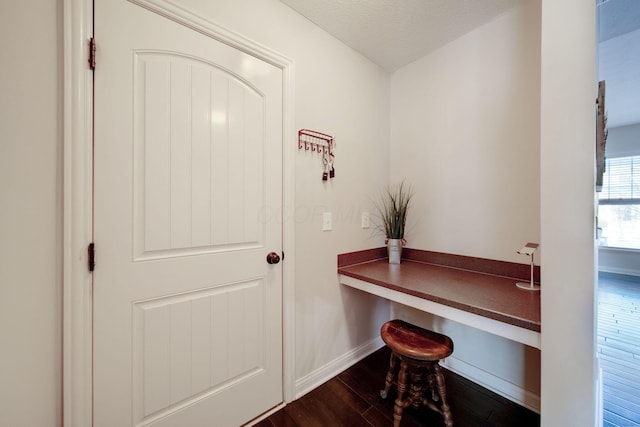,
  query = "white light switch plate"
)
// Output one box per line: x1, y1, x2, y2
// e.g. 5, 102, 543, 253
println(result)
322, 212, 332, 231
361, 211, 370, 228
